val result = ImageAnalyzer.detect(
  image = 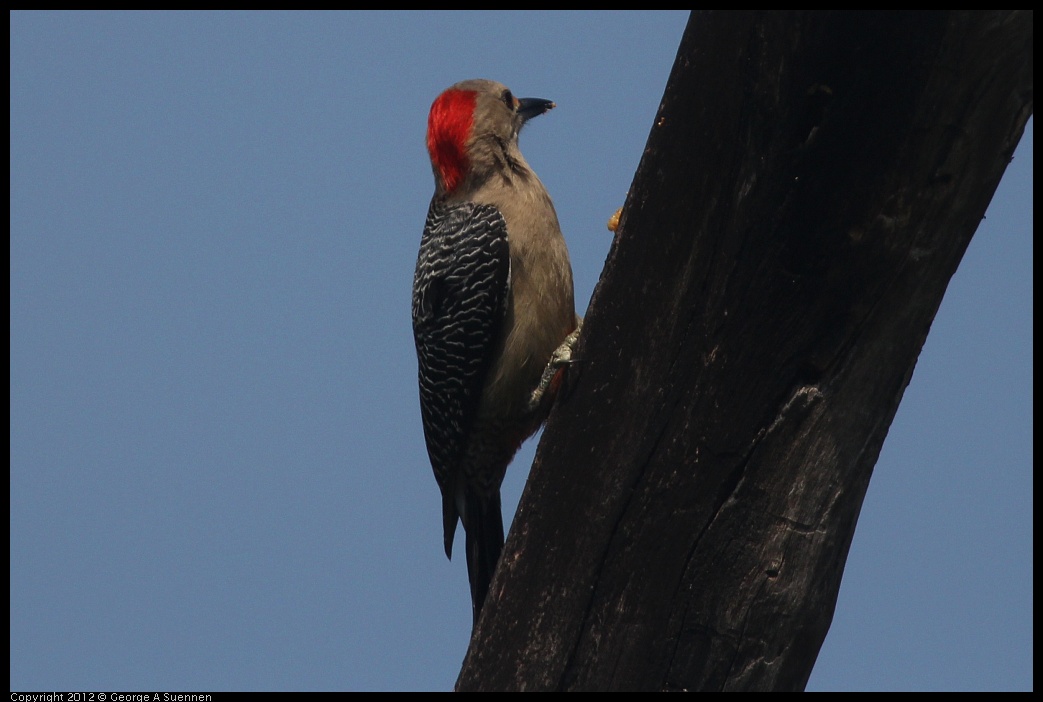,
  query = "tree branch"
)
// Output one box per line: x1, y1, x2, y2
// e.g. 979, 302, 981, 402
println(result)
458, 10, 1033, 691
